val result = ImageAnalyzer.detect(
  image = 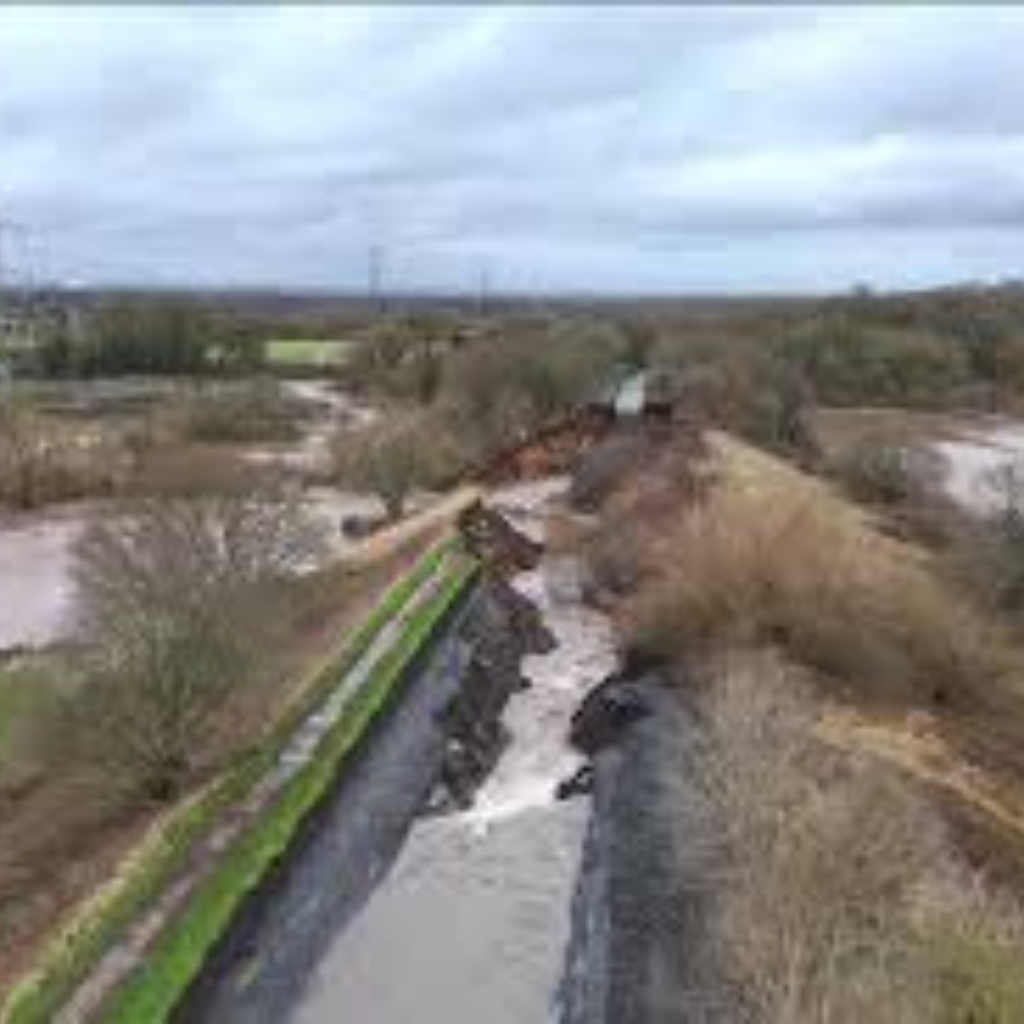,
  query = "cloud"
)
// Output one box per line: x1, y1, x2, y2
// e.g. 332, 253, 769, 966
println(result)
2, 6, 1024, 292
